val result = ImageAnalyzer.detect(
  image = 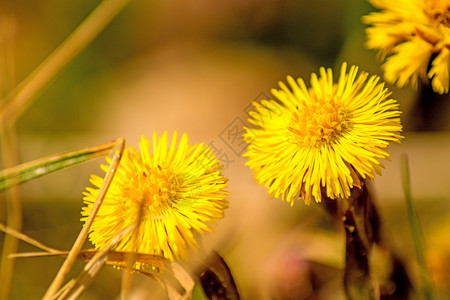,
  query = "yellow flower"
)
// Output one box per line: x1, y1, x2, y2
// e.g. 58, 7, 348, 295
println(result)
243, 63, 403, 205
81, 132, 228, 261
363, 0, 450, 94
